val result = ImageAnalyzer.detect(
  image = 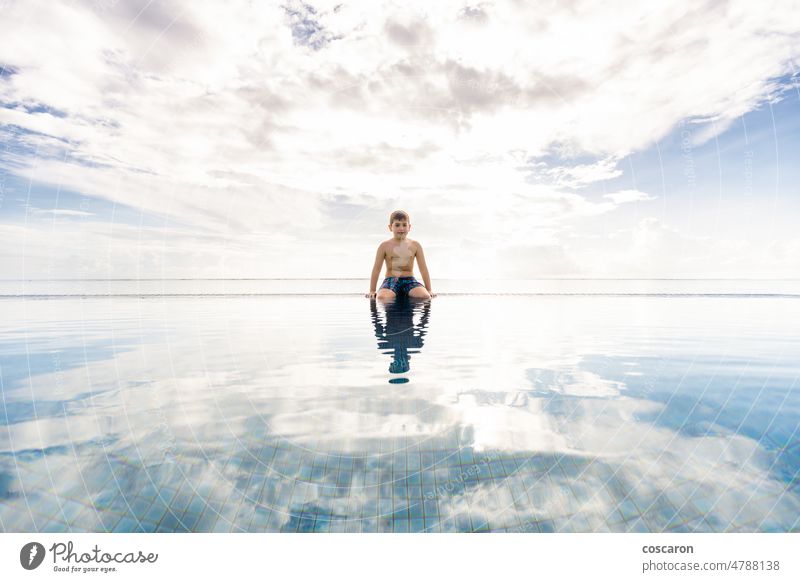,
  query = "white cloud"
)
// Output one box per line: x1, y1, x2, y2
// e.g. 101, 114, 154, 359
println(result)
0, 0, 798, 278
602, 190, 656, 205
30, 208, 94, 217
565, 217, 800, 278
530, 157, 625, 189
